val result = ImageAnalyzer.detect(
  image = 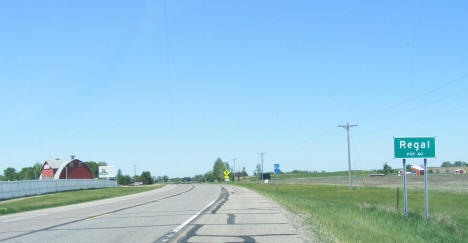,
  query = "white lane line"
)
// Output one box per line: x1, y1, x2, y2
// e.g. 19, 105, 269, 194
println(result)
171, 197, 217, 234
